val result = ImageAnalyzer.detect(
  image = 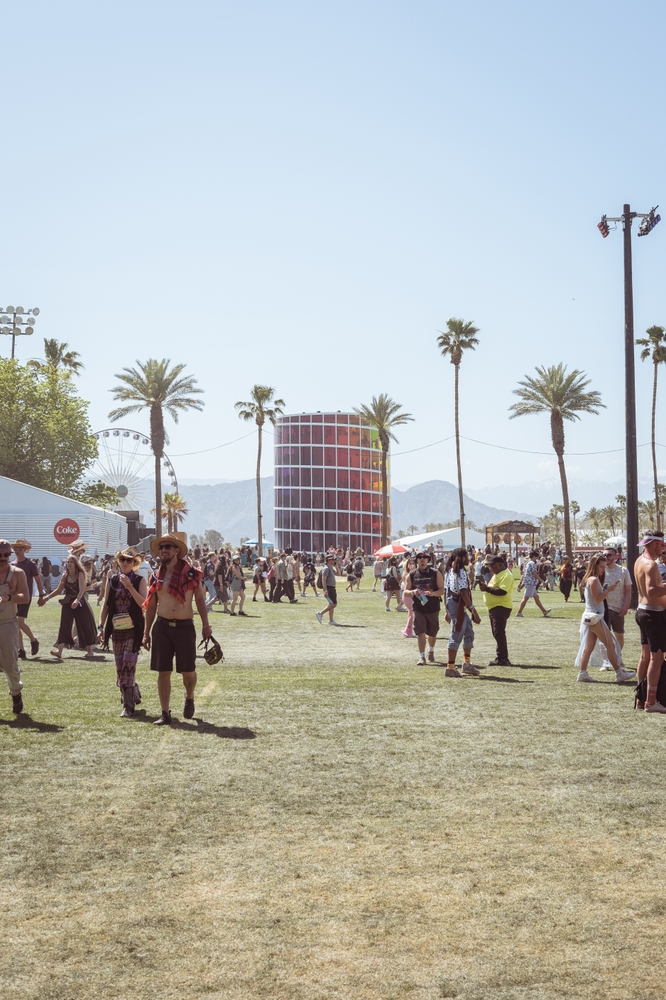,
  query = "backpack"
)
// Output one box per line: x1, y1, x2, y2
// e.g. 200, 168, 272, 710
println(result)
316, 569, 324, 589
385, 567, 400, 591
634, 668, 666, 709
